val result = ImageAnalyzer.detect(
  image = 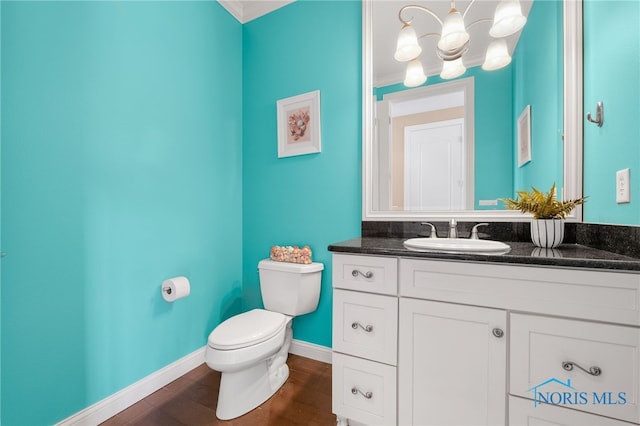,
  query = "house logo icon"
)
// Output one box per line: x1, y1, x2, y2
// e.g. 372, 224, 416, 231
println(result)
528, 378, 576, 407
528, 377, 627, 408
